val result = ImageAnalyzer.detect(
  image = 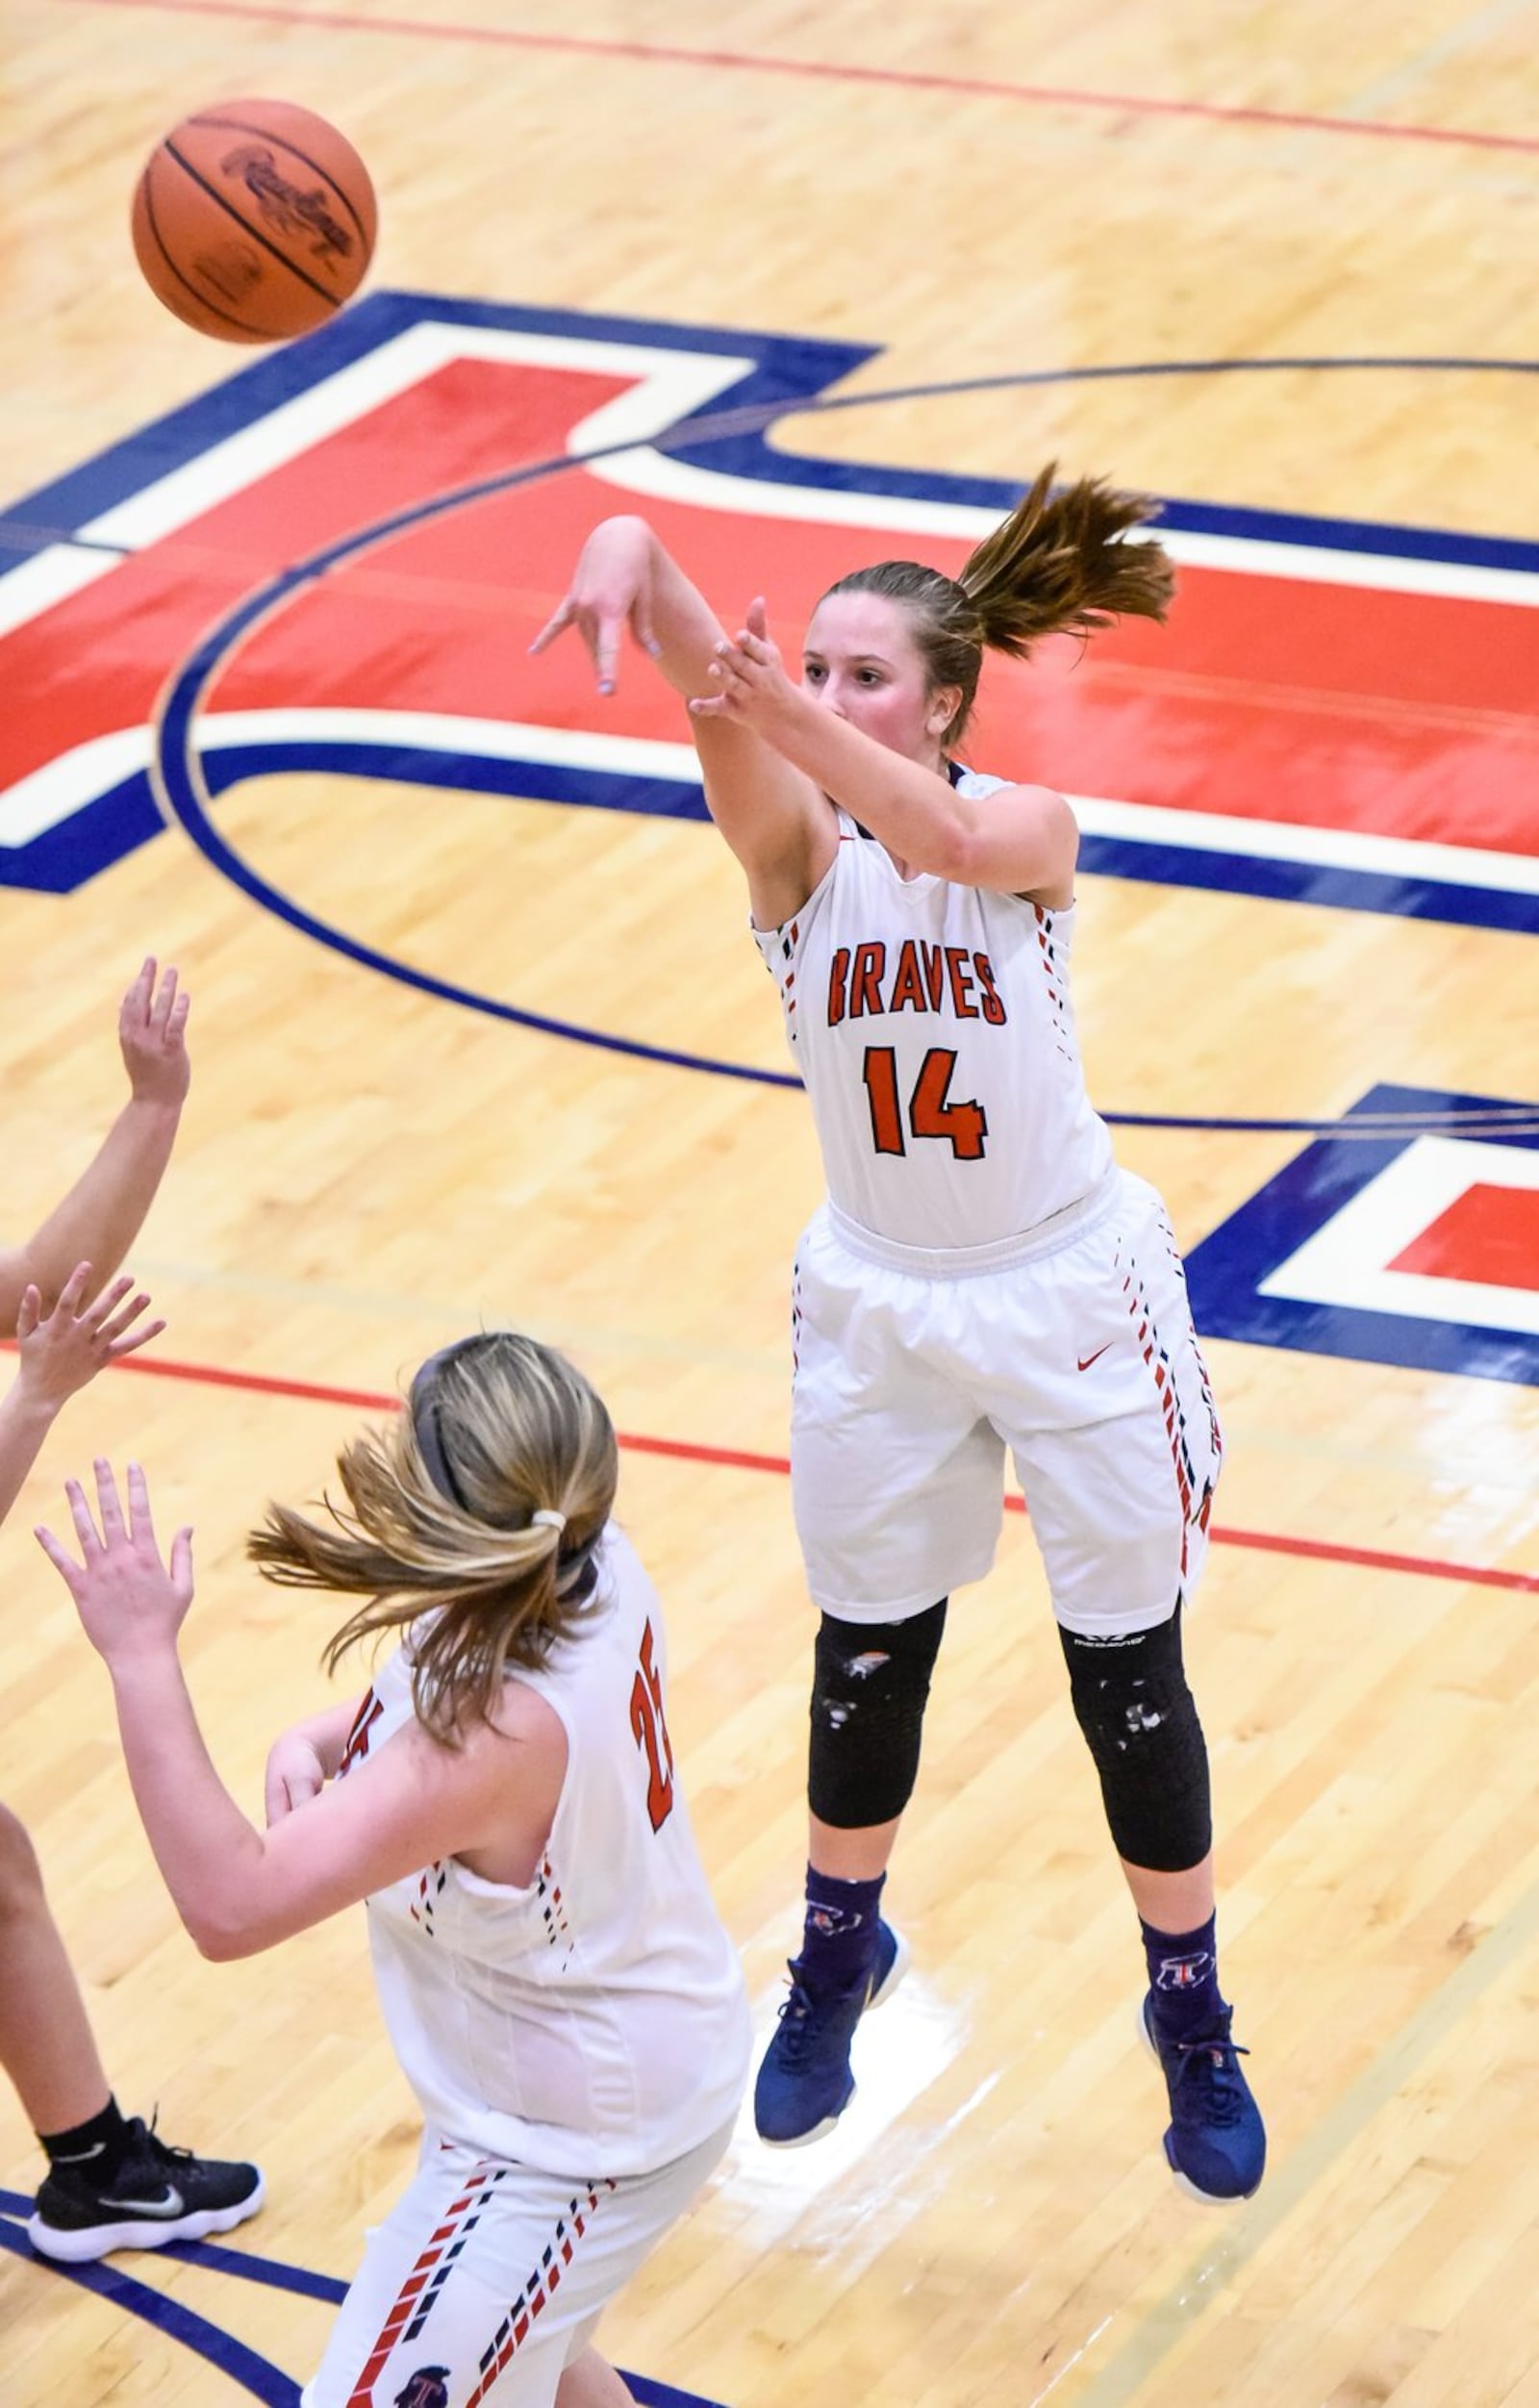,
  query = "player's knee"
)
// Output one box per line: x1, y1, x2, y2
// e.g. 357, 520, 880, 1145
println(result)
1058, 1607, 1212, 1872
808, 1599, 947, 1828
0, 1803, 46, 1917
